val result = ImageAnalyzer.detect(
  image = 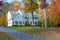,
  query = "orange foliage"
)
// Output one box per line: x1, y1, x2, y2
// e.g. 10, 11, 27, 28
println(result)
47, 0, 60, 26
